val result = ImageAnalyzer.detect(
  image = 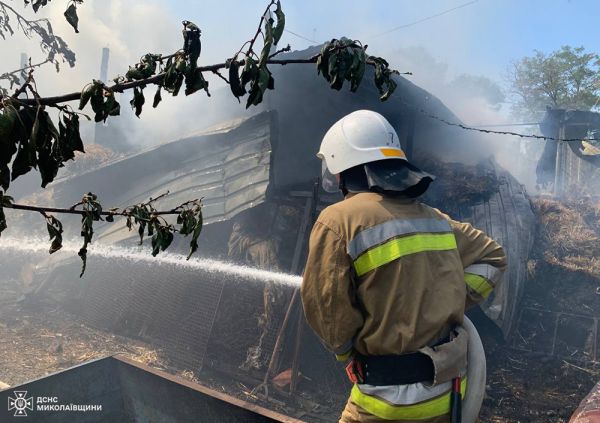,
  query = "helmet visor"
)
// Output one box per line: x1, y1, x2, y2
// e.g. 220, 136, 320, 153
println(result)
321, 160, 339, 193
